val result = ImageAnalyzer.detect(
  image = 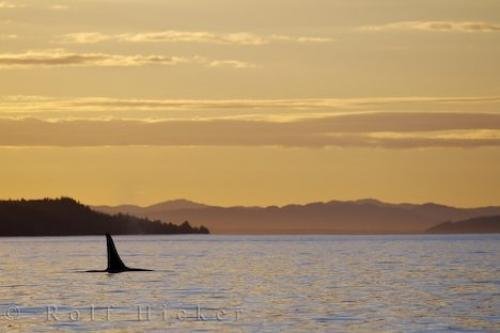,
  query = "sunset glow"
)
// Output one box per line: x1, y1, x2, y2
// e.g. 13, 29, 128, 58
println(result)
1, 0, 499, 207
